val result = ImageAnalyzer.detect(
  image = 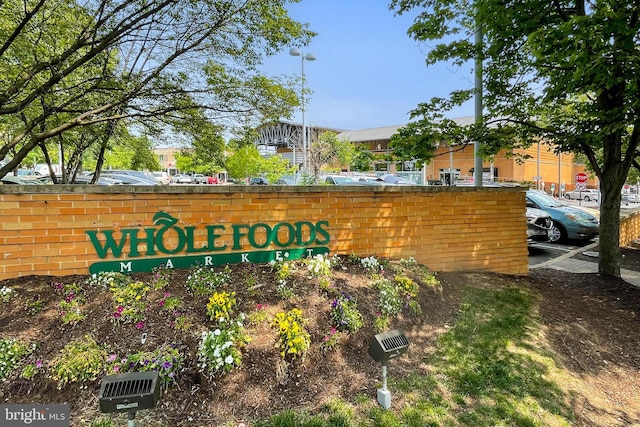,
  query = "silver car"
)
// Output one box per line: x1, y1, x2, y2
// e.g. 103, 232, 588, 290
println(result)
526, 207, 552, 244
564, 189, 599, 202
